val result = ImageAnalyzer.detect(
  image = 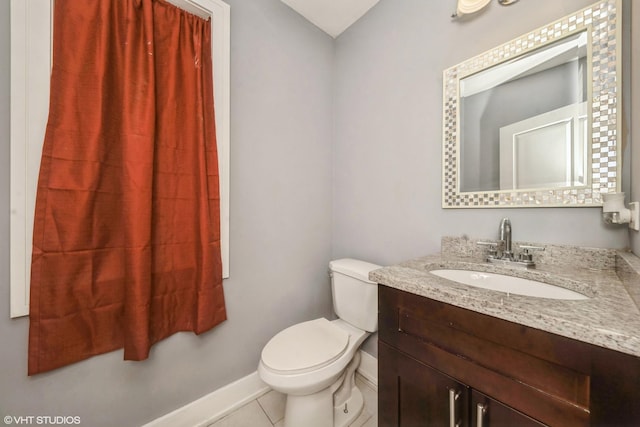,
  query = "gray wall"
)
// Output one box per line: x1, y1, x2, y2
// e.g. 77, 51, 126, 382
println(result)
0, 1, 334, 426
333, 0, 633, 356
